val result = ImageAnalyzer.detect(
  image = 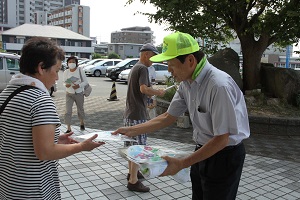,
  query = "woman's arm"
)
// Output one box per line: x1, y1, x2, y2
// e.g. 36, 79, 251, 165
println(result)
32, 124, 104, 160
